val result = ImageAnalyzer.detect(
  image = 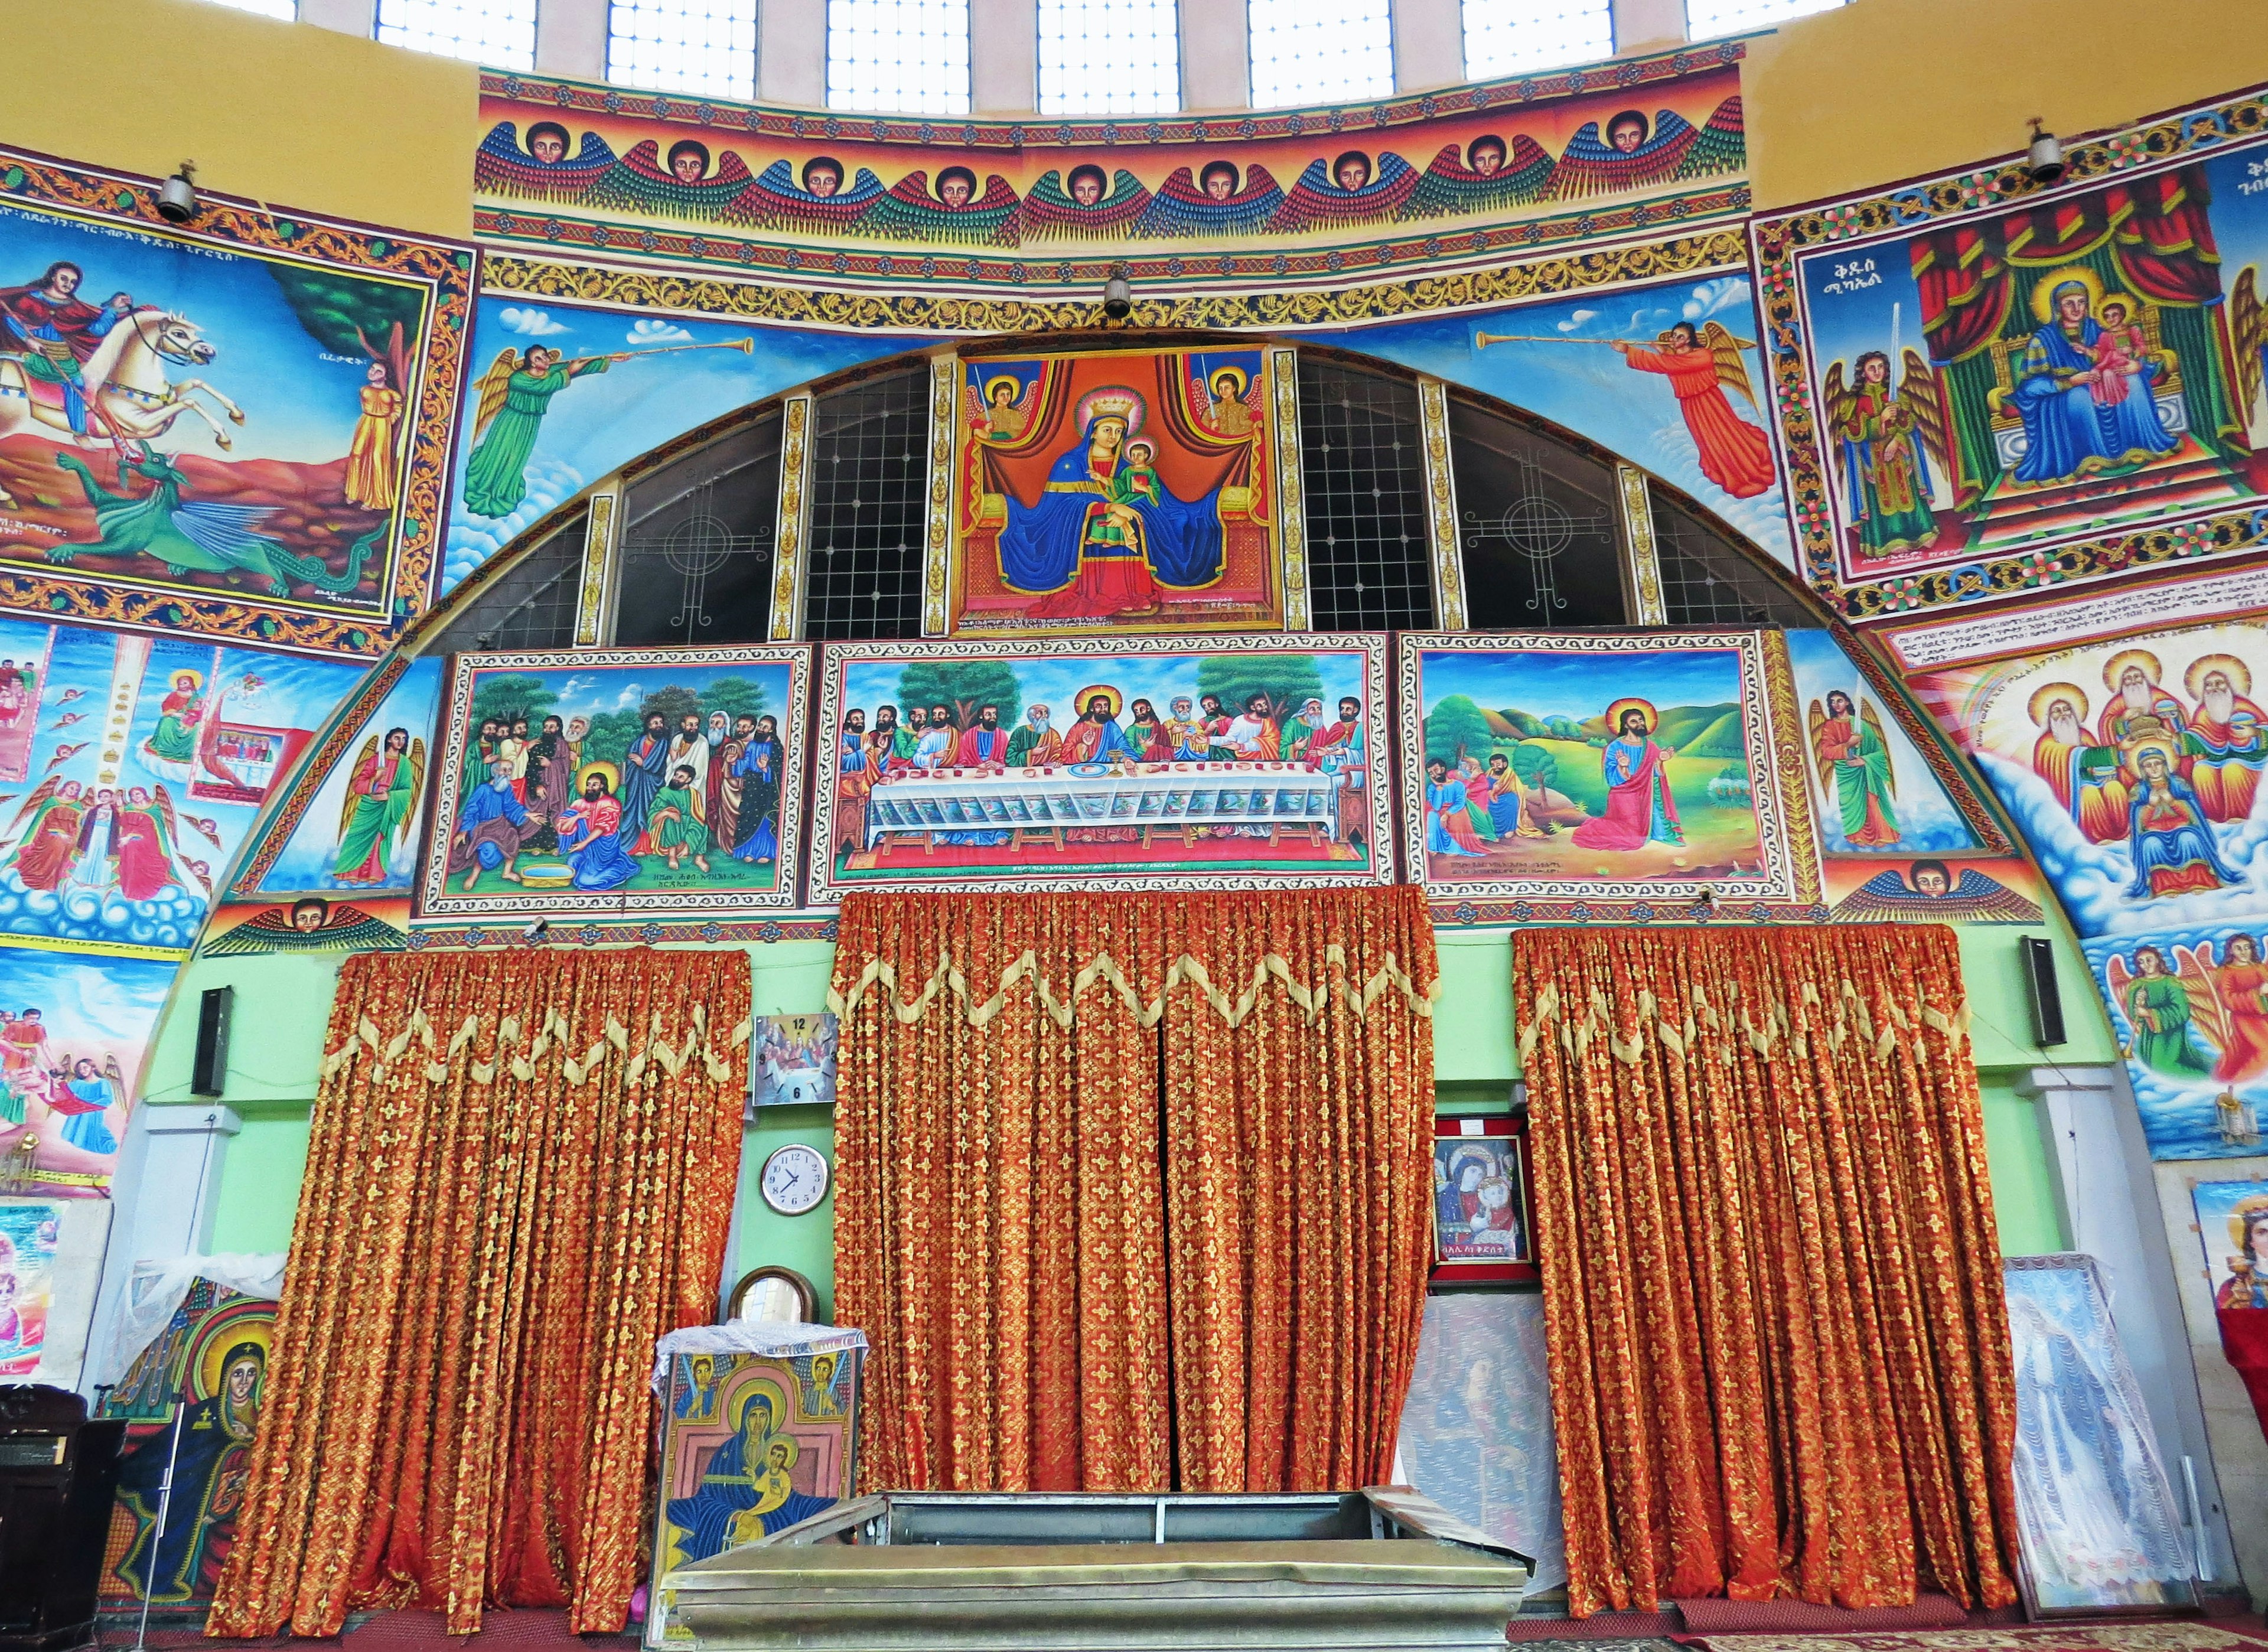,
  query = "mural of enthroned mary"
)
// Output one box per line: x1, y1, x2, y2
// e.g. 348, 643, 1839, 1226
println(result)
2006, 272, 2179, 484
998, 386, 1227, 620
